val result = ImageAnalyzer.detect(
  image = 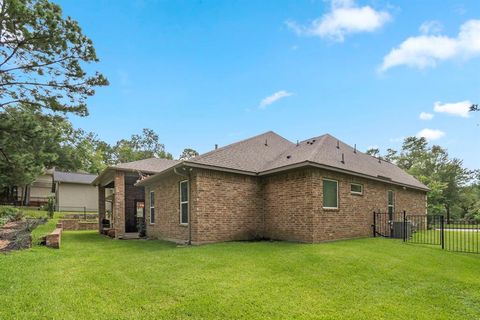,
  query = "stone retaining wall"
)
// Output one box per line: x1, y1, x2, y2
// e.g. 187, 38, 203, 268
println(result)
59, 219, 98, 231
